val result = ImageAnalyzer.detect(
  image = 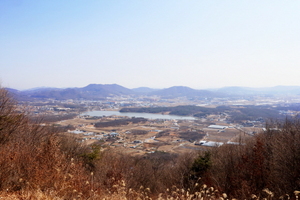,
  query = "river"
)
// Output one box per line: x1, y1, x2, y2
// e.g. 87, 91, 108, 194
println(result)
82, 110, 196, 120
